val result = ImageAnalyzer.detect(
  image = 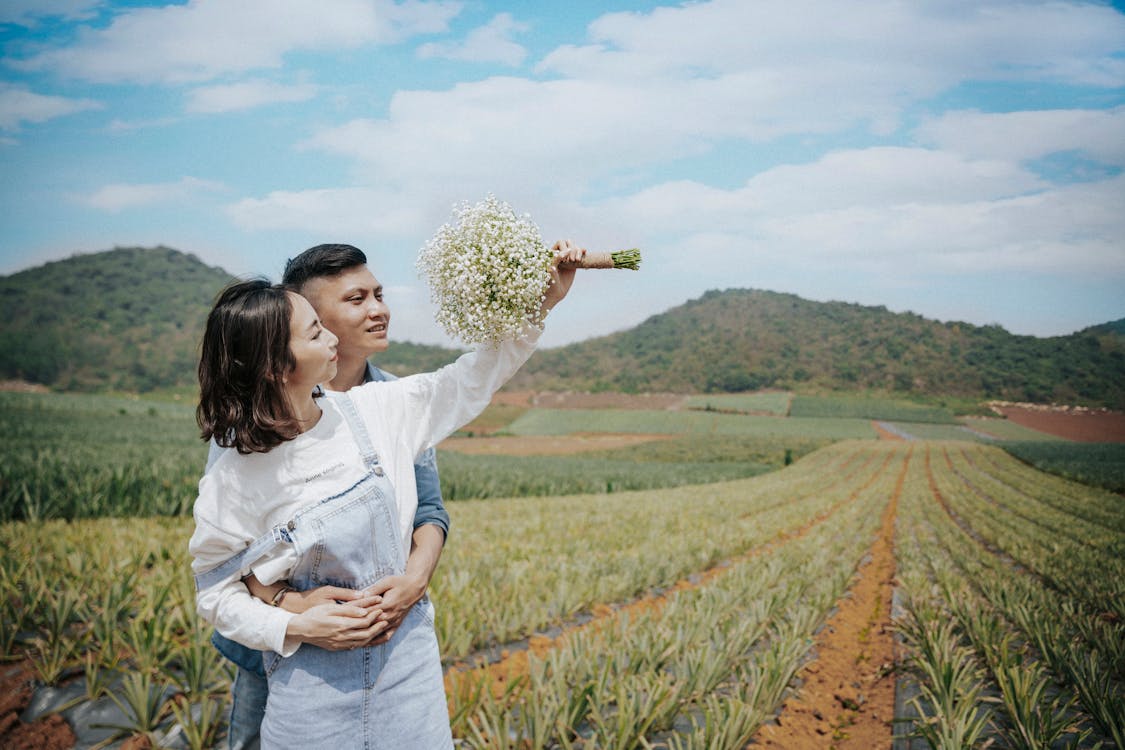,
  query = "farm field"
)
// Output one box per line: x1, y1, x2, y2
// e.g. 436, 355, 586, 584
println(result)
3, 431, 1123, 748
789, 395, 958, 424
505, 407, 877, 439
992, 403, 1125, 442
682, 391, 792, 416
2, 388, 1124, 749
